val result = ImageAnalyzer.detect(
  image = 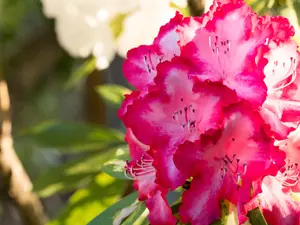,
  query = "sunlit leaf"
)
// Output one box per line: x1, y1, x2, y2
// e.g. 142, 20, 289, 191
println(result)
65, 57, 96, 89
48, 173, 126, 225
247, 207, 268, 225
96, 84, 131, 107
170, 2, 190, 16
110, 13, 128, 39
87, 192, 139, 225
33, 146, 127, 197
291, 192, 300, 201
121, 203, 146, 225
102, 148, 129, 180
22, 121, 125, 153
